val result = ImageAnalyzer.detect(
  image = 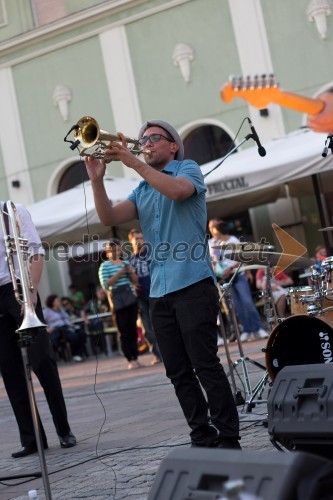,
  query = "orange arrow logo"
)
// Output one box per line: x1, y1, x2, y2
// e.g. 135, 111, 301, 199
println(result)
272, 223, 307, 275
